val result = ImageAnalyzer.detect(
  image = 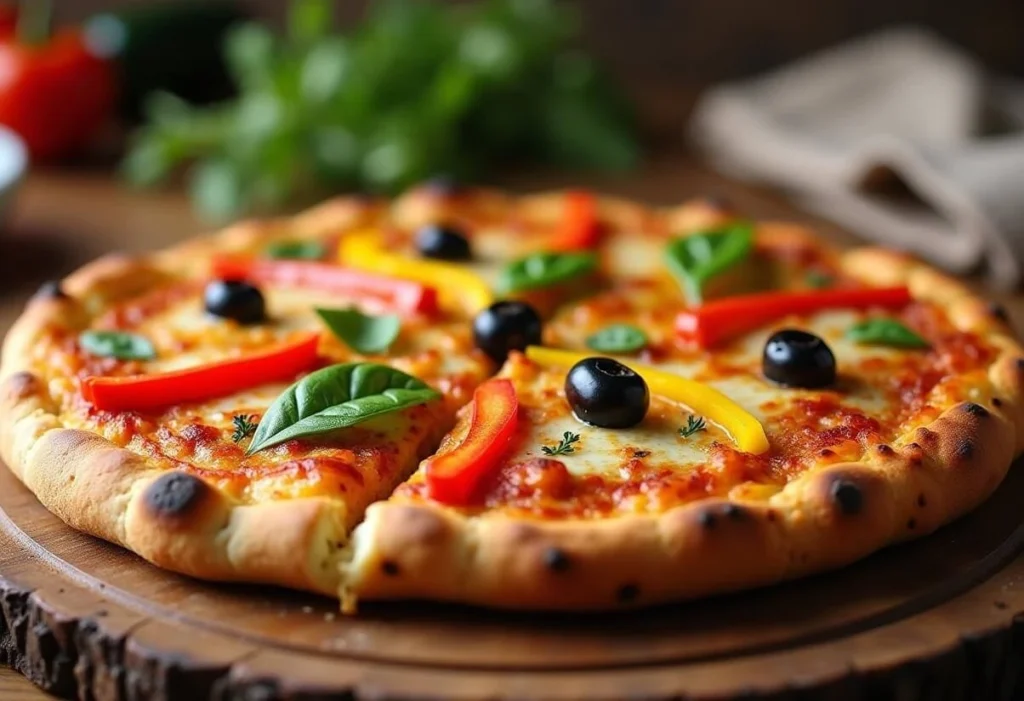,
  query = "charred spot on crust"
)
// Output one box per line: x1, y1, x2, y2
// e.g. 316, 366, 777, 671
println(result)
381, 560, 400, 577
723, 504, 746, 521
907, 518, 917, 530
3, 371, 41, 401
766, 509, 777, 522
993, 397, 1004, 408
145, 472, 208, 518
33, 280, 68, 300
616, 584, 640, 604
956, 439, 975, 461
631, 449, 650, 458
697, 511, 717, 529
988, 302, 1010, 323
963, 403, 989, 419
830, 480, 863, 516
543, 547, 571, 573
1016, 358, 1024, 373
876, 444, 895, 457
917, 493, 927, 507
